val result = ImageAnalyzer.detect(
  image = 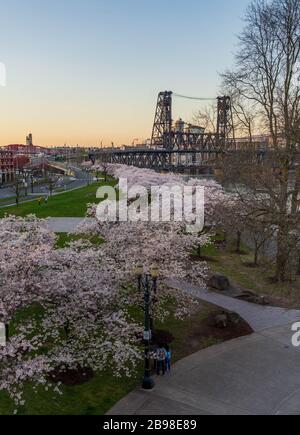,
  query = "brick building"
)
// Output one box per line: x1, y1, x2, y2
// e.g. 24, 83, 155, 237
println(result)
0, 150, 14, 184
